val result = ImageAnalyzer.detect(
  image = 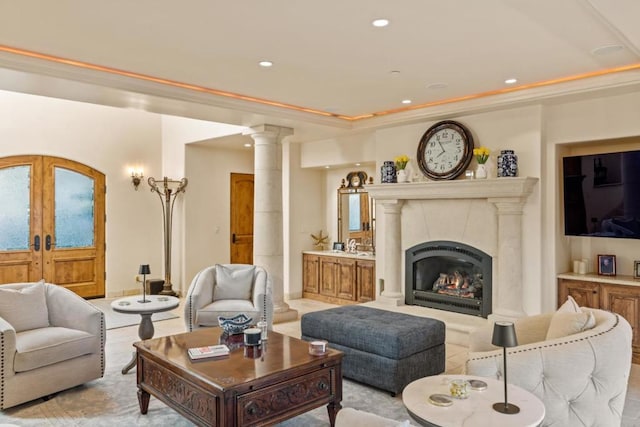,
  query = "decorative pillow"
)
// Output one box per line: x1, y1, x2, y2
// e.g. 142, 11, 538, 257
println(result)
546, 296, 596, 340
0, 280, 50, 332
213, 264, 255, 301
